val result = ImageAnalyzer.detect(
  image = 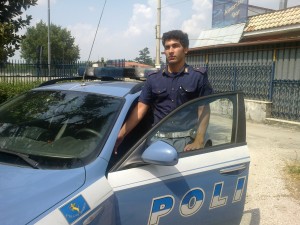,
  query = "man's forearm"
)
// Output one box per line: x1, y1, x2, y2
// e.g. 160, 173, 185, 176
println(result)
184, 104, 210, 151
120, 102, 149, 137
195, 104, 210, 145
